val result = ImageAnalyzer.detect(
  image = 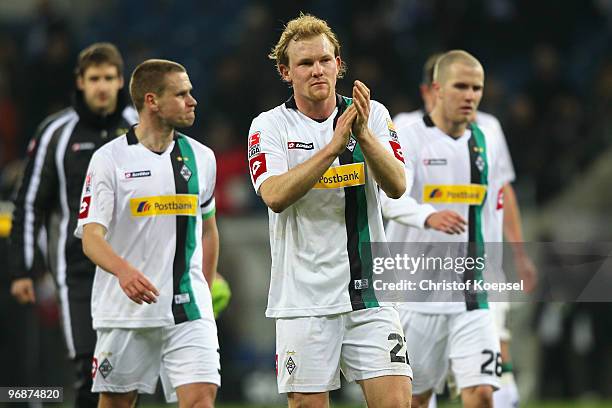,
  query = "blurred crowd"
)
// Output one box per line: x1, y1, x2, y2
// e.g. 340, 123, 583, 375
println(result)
1, 0, 611, 402
0, 0, 610, 210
